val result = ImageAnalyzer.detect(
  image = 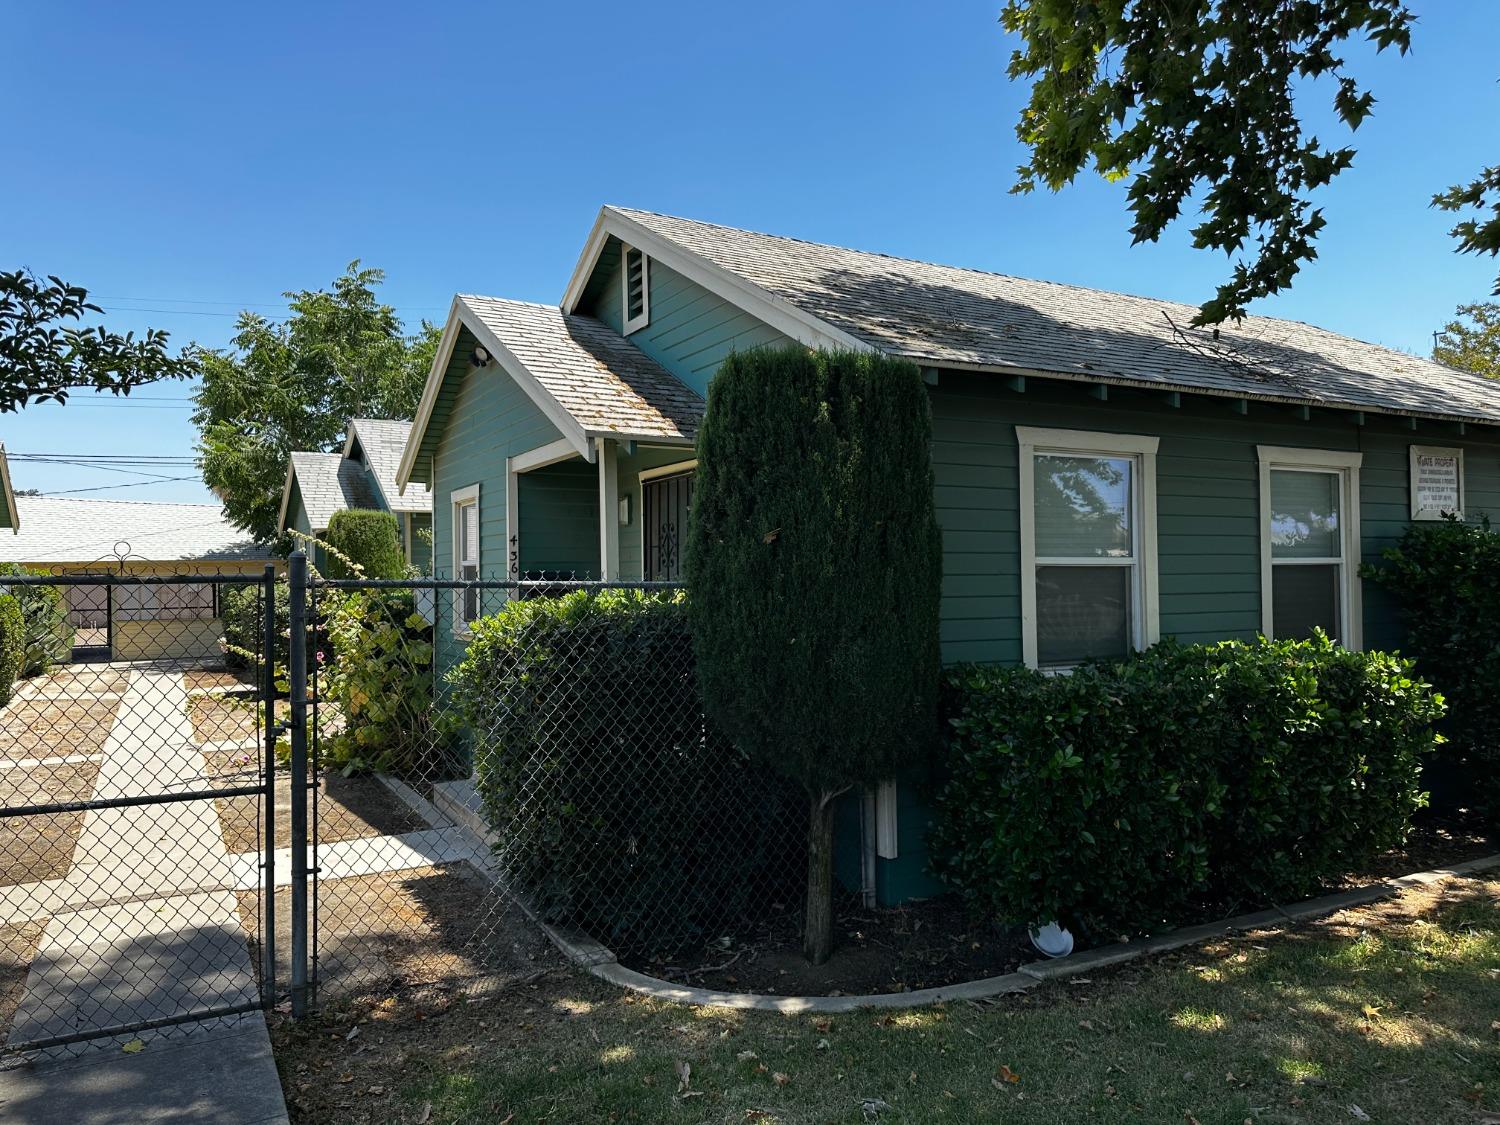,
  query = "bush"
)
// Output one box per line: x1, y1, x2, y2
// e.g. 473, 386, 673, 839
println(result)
319, 588, 452, 777
930, 635, 1443, 938
1365, 517, 1500, 812
0, 566, 72, 677
0, 594, 24, 705
325, 509, 404, 580
221, 582, 285, 671
450, 590, 799, 958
